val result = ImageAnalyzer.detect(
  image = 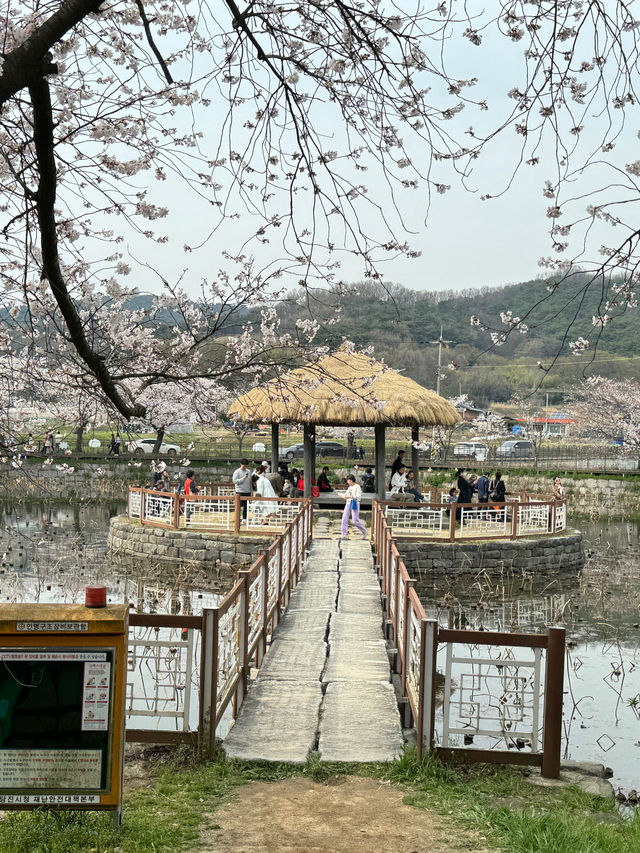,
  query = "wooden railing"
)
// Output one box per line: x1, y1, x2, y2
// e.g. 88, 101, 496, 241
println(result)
379, 493, 567, 542
124, 500, 313, 752
371, 501, 565, 777
127, 486, 310, 534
